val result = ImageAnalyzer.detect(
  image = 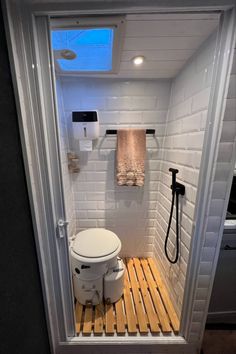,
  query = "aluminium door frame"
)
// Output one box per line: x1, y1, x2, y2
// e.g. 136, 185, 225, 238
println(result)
2, 1, 236, 353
